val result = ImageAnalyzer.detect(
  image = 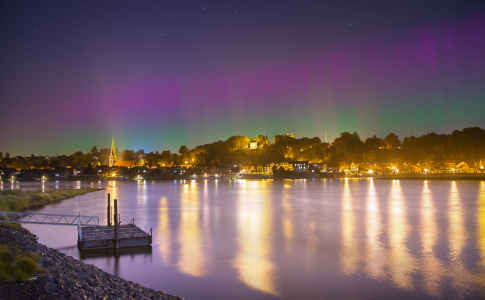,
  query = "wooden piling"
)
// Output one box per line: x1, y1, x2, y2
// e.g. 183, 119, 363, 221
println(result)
107, 193, 111, 226
114, 199, 119, 249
